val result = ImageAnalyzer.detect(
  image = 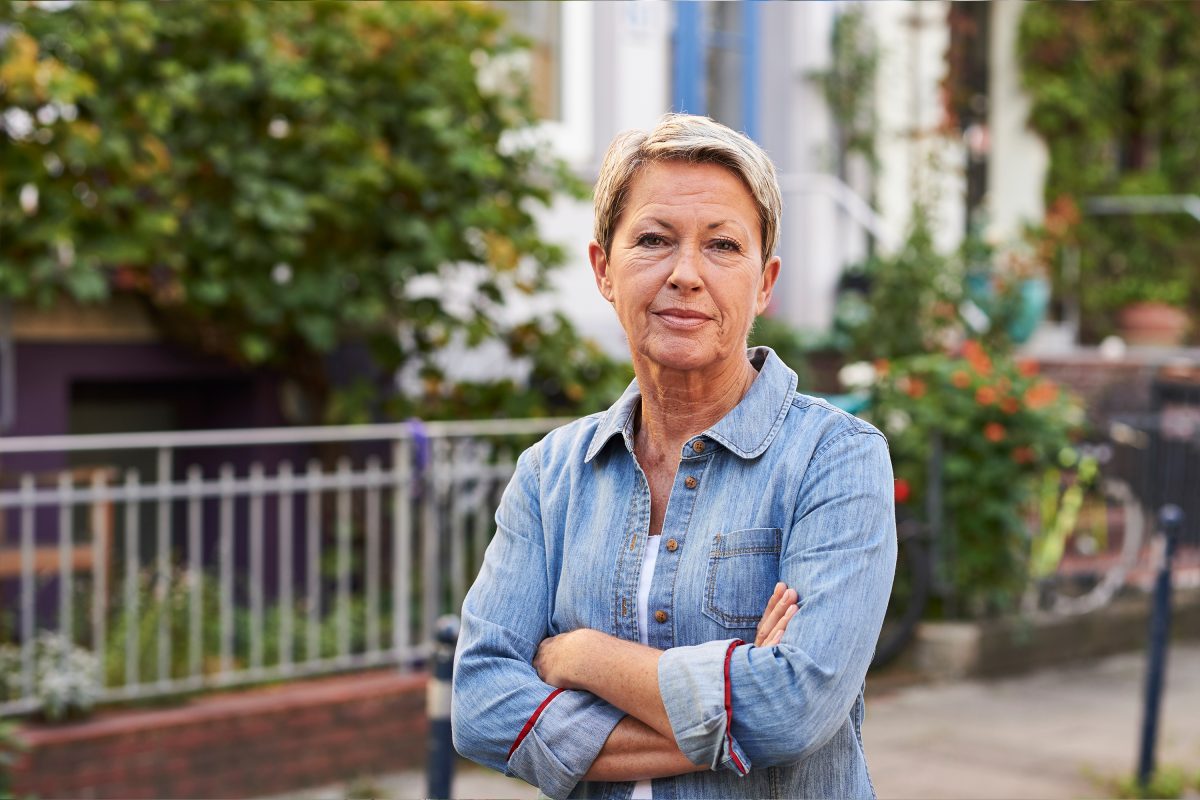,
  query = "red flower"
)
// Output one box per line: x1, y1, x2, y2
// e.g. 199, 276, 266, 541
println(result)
1017, 359, 1039, 377
905, 377, 927, 399
1012, 446, 1035, 464
952, 370, 971, 389
1024, 380, 1060, 410
975, 386, 997, 405
894, 478, 911, 504
984, 422, 1006, 442
1001, 396, 1020, 414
